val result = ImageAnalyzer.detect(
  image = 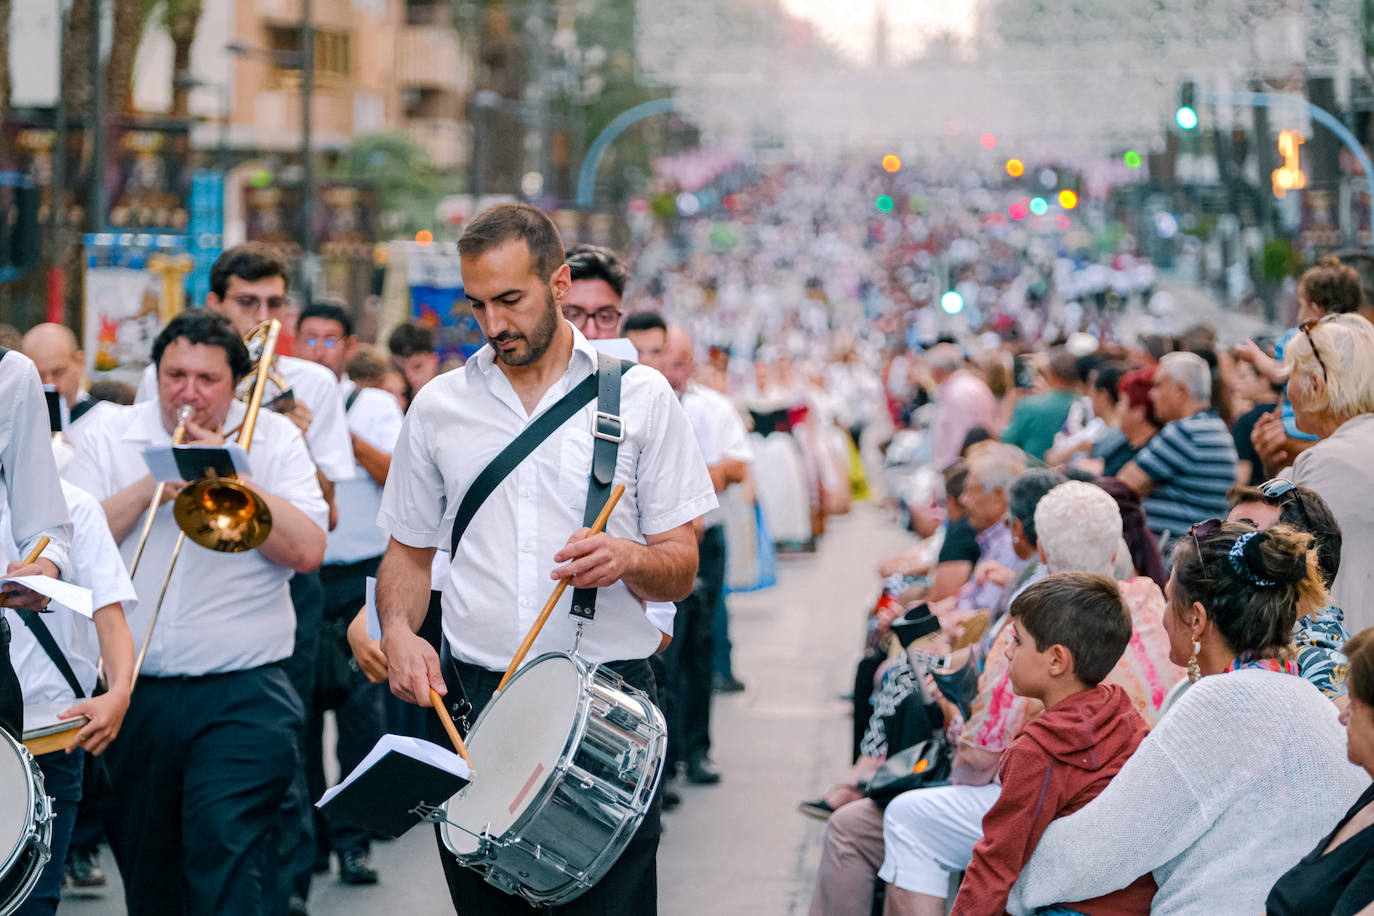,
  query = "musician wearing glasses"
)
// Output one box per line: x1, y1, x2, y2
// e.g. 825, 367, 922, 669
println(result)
64, 310, 328, 915
1280, 312, 1374, 635
0, 345, 74, 741
1115, 351, 1238, 545
295, 301, 405, 891
376, 204, 715, 915
563, 244, 627, 339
